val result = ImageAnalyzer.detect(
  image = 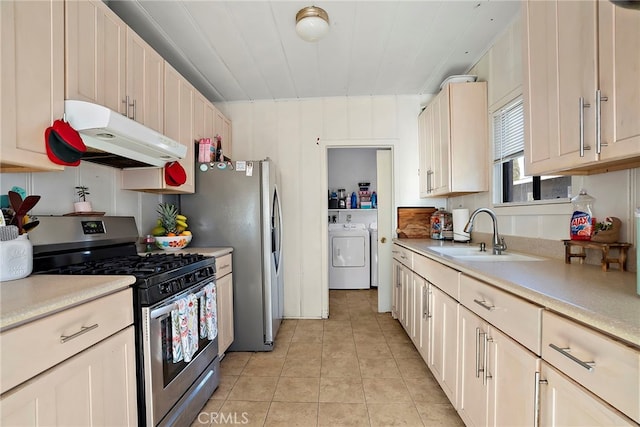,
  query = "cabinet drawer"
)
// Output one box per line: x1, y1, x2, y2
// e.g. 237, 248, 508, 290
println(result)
216, 253, 232, 277
542, 311, 640, 423
0, 288, 133, 394
413, 254, 459, 300
460, 275, 541, 354
392, 244, 413, 269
